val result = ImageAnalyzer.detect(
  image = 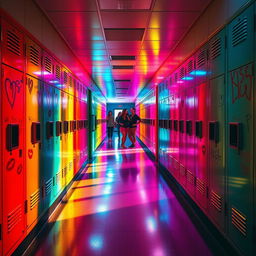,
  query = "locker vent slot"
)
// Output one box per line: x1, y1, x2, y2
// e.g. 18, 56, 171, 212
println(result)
56, 172, 61, 183
179, 67, 185, 79
64, 71, 68, 84
55, 65, 61, 80
45, 178, 53, 196
231, 207, 247, 236
180, 164, 186, 176
211, 191, 222, 212
210, 37, 221, 60
174, 73, 178, 83
7, 30, 22, 56
44, 56, 52, 73
30, 189, 40, 210
196, 178, 206, 195
69, 77, 73, 87
29, 46, 40, 66
187, 60, 194, 73
7, 204, 22, 233
197, 49, 206, 68
187, 170, 194, 185
232, 17, 247, 47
